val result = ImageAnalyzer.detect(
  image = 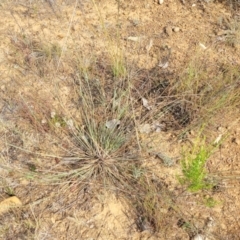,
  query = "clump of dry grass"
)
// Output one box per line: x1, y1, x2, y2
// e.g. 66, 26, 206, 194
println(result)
8, 33, 61, 76
43, 65, 139, 188
227, 0, 240, 10
218, 16, 240, 49
170, 54, 240, 129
